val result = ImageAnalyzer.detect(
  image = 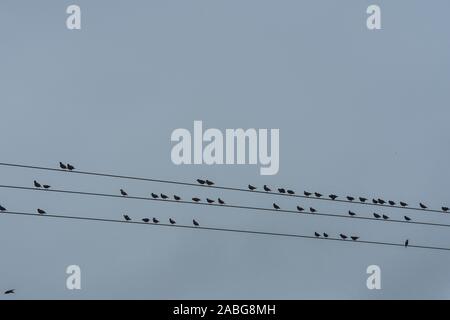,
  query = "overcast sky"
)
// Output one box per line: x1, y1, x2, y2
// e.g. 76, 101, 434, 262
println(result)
0, 0, 449, 299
